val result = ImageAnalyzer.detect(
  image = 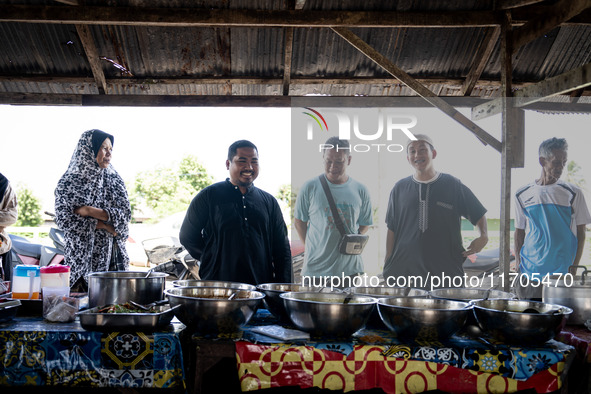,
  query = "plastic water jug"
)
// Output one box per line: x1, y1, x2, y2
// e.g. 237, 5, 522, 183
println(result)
40, 265, 71, 289
12, 265, 41, 299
